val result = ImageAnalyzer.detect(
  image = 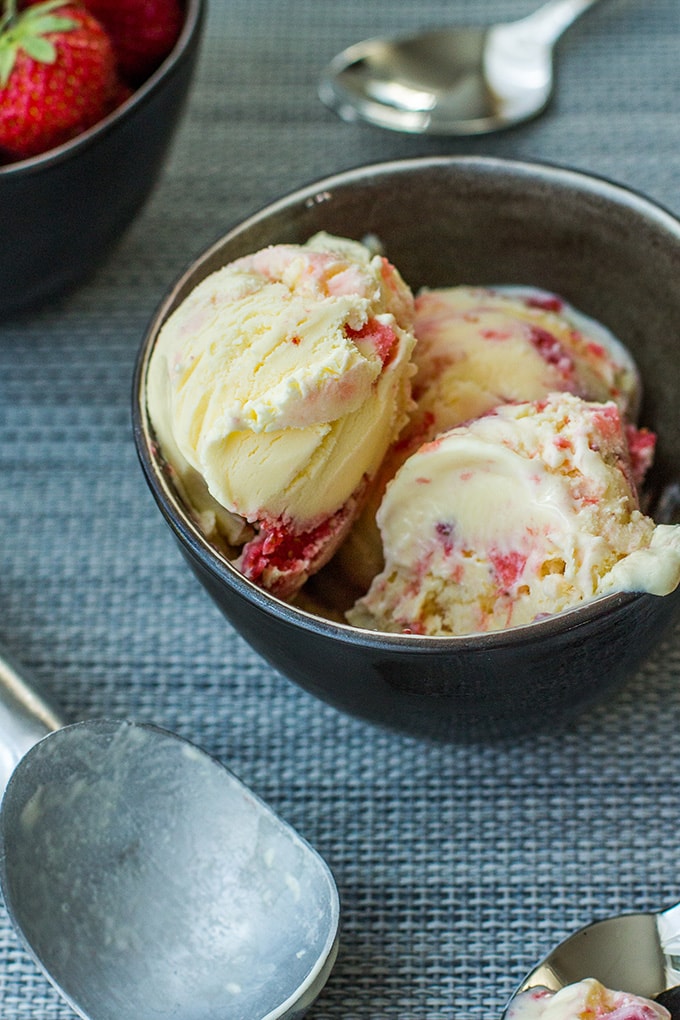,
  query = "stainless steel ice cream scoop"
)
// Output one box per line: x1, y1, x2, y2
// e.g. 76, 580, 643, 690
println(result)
319, 0, 602, 136
0, 651, 339, 1020
502, 902, 680, 1016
